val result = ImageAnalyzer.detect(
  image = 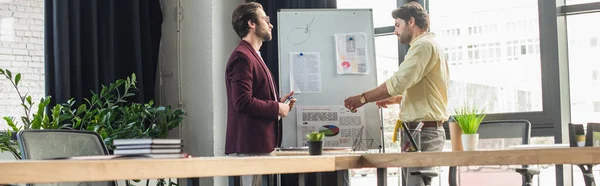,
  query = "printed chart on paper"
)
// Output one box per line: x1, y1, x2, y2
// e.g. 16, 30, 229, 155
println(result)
334, 32, 369, 75
296, 105, 366, 147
